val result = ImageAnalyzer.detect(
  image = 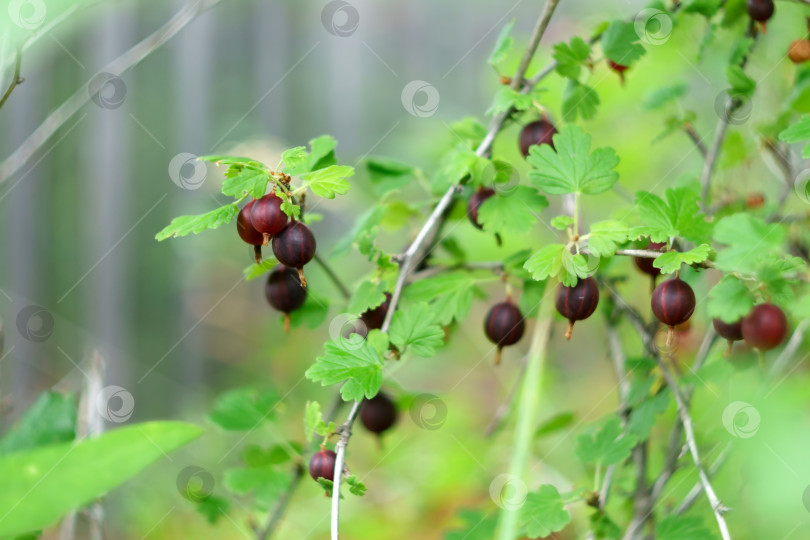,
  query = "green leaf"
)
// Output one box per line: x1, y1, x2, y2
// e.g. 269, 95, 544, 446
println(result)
0, 392, 76, 455
713, 214, 786, 273
402, 272, 482, 325
389, 303, 445, 357
301, 165, 354, 199
535, 412, 576, 438
575, 417, 637, 465
518, 484, 572, 538
366, 329, 390, 356
632, 187, 711, 244
627, 391, 670, 441
365, 157, 415, 195
333, 204, 386, 257
347, 281, 387, 316
652, 244, 711, 274
656, 515, 716, 540
305, 335, 385, 402
602, 20, 645, 65
281, 146, 307, 172
726, 65, 755, 99
306, 135, 338, 172
346, 474, 367, 496
436, 145, 480, 187
445, 510, 498, 540
488, 20, 515, 66
288, 290, 330, 329
518, 279, 546, 318
643, 83, 688, 110
477, 187, 548, 235
487, 86, 535, 116
562, 79, 600, 122
208, 388, 280, 430
0, 422, 202, 537
242, 443, 302, 467
683, 0, 722, 17
304, 401, 323, 443
195, 494, 229, 524
590, 510, 621, 539
779, 115, 810, 158
155, 204, 239, 241
524, 244, 565, 282
707, 275, 754, 323
585, 220, 630, 258
221, 165, 269, 199
553, 37, 591, 79
243, 259, 277, 281
277, 191, 301, 220
224, 465, 292, 508
551, 215, 574, 230
527, 125, 619, 196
